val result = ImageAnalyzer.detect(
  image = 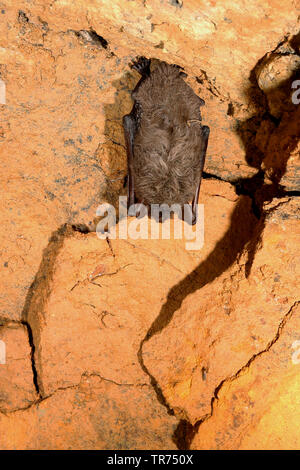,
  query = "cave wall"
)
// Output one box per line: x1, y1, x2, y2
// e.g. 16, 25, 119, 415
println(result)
0, 0, 299, 449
